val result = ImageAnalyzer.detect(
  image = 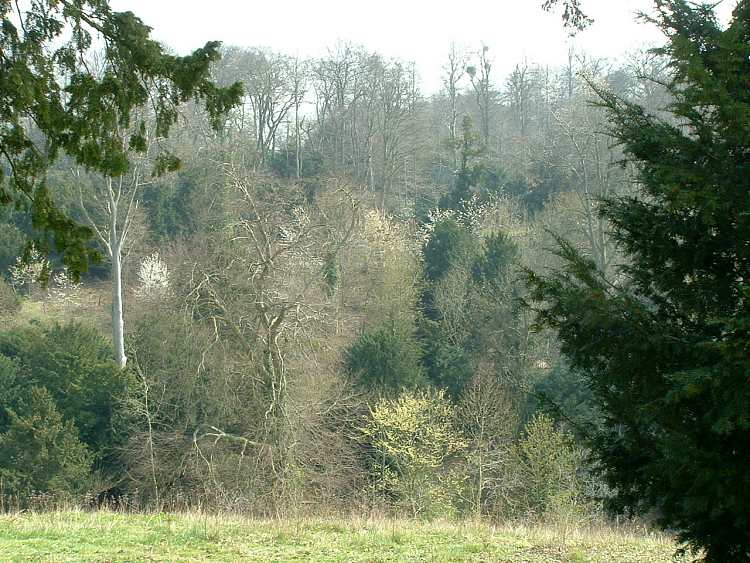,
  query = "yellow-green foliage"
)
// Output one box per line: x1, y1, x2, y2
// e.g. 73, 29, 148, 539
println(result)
507, 413, 586, 522
359, 210, 421, 327
361, 389, 467, 518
